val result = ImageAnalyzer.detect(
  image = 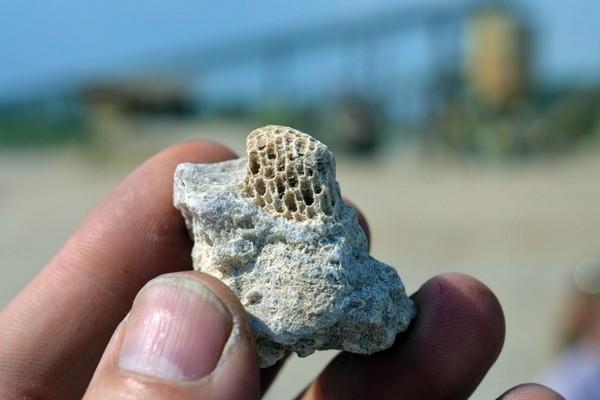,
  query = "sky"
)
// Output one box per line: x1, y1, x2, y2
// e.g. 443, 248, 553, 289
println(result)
1, 0, 600, 101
